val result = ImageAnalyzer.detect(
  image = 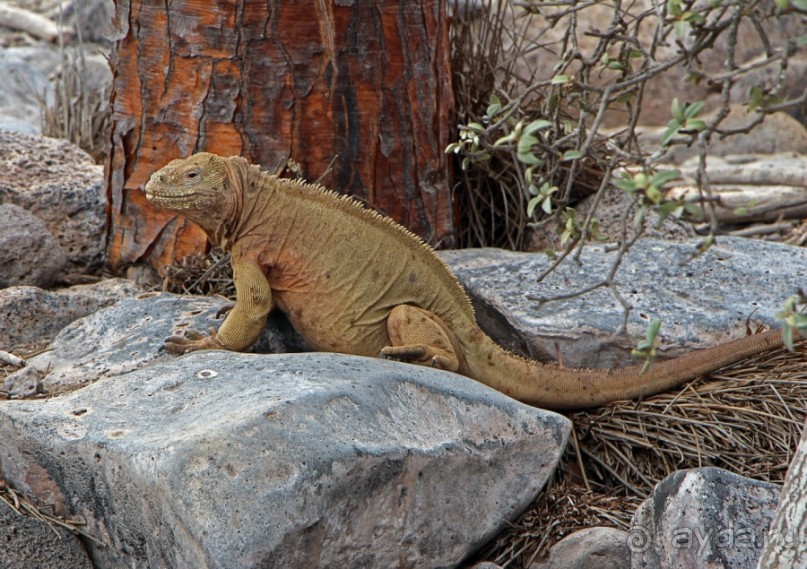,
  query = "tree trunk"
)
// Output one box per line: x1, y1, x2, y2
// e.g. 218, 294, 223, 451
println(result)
757, 417, 807, 569
106, 0, 455, 275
